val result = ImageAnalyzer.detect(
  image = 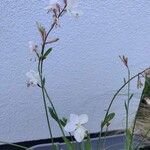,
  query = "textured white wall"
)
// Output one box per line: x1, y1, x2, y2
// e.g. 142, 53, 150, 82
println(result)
1, 0, 150, 143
